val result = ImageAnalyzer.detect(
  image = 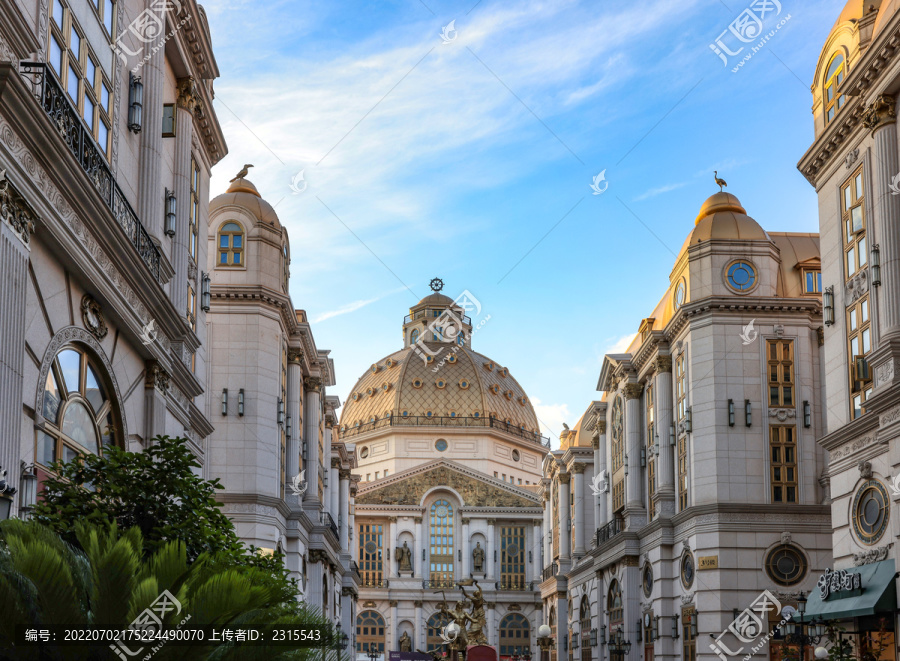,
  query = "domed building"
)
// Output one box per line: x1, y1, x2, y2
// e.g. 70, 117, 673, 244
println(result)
543, 190, 833, 661
798, 0, 900, 644
342, 284, 546, 658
